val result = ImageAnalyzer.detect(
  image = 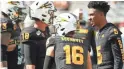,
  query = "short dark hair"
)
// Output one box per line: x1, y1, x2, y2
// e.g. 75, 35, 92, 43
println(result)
88, 1, 110, 16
